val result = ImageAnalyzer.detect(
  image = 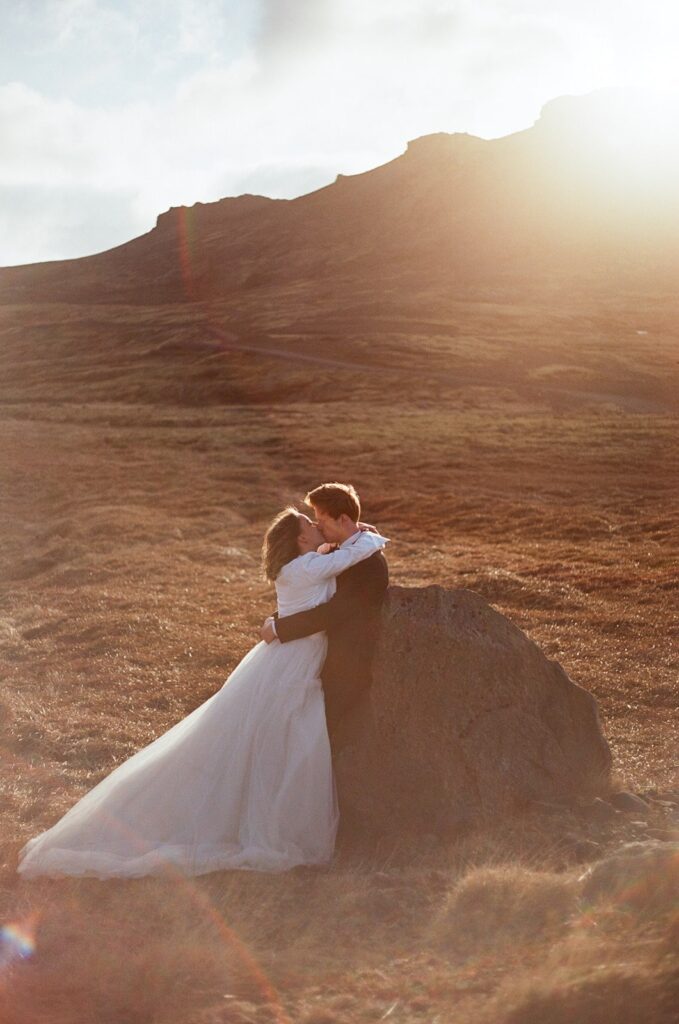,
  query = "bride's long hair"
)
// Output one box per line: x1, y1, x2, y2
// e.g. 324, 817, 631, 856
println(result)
262, 507, 302, 582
